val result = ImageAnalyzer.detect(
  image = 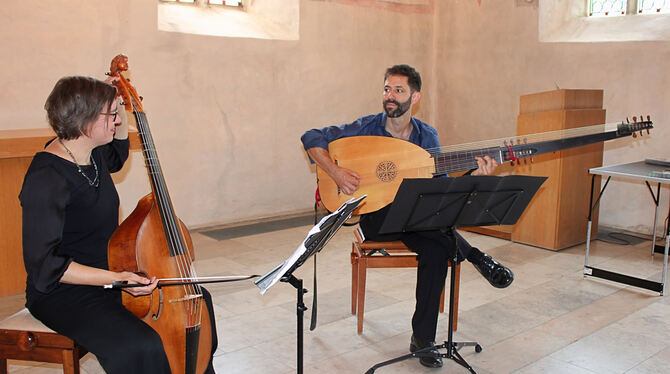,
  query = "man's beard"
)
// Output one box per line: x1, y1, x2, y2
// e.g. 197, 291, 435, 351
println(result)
383, 97, 411, 118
